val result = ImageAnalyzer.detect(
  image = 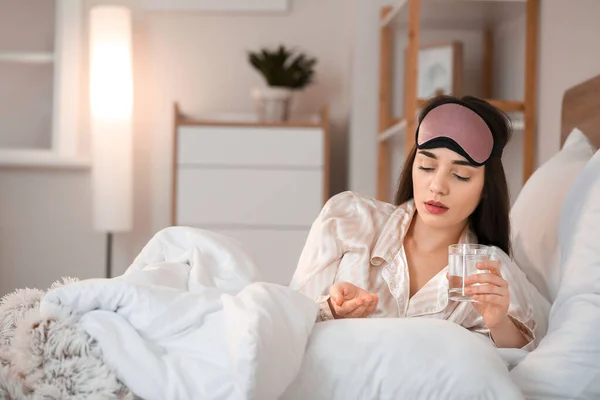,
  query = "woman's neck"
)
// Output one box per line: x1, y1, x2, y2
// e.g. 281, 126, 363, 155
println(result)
405, 212, 467, 253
